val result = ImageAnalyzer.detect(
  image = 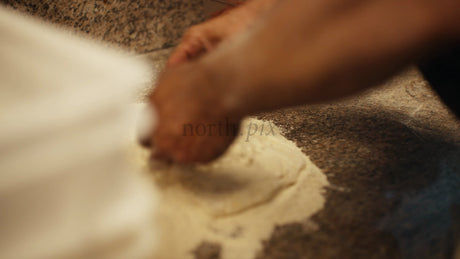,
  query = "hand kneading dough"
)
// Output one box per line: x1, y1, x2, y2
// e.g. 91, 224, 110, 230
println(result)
150, 119, 307, 217
132, 117, 329, 259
